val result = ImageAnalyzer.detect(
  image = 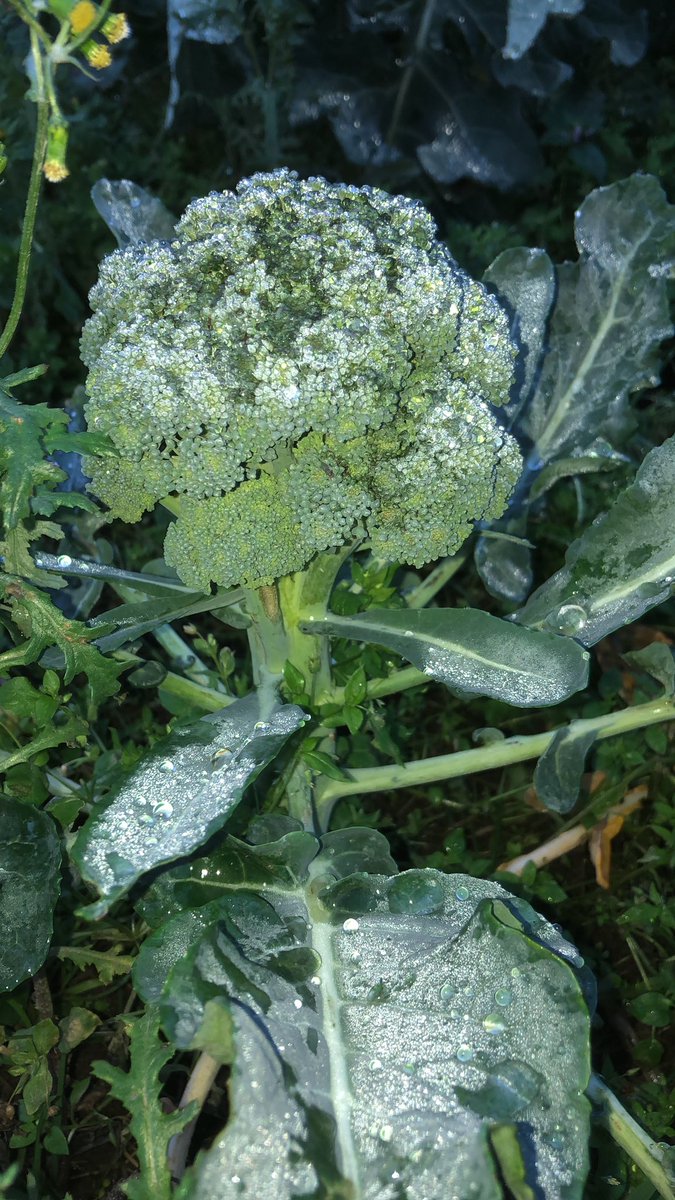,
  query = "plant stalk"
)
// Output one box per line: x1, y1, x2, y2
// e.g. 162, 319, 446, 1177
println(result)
315, 695, 675, 818
587, 1074, 674, 1200
0, 32, 49, 362
167, 1052, 221, 1182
